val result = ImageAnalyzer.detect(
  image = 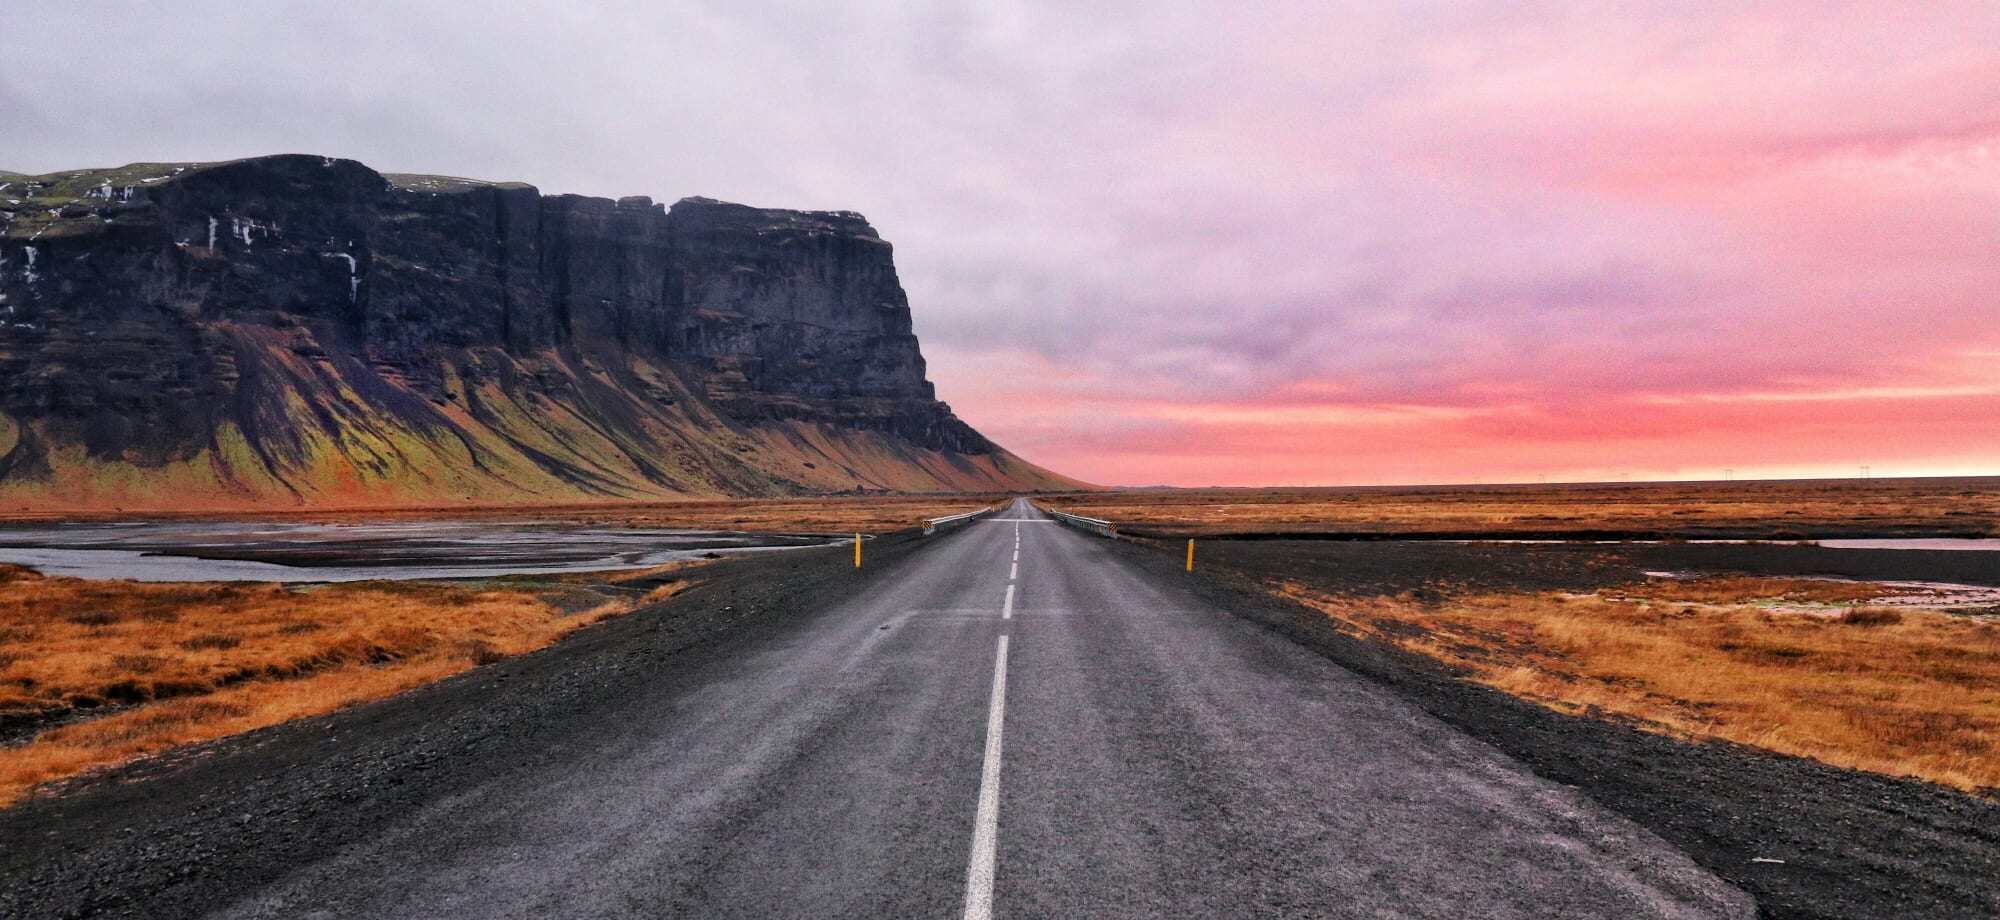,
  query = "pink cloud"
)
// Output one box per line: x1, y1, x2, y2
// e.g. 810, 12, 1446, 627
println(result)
920, 5, 2000, 485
